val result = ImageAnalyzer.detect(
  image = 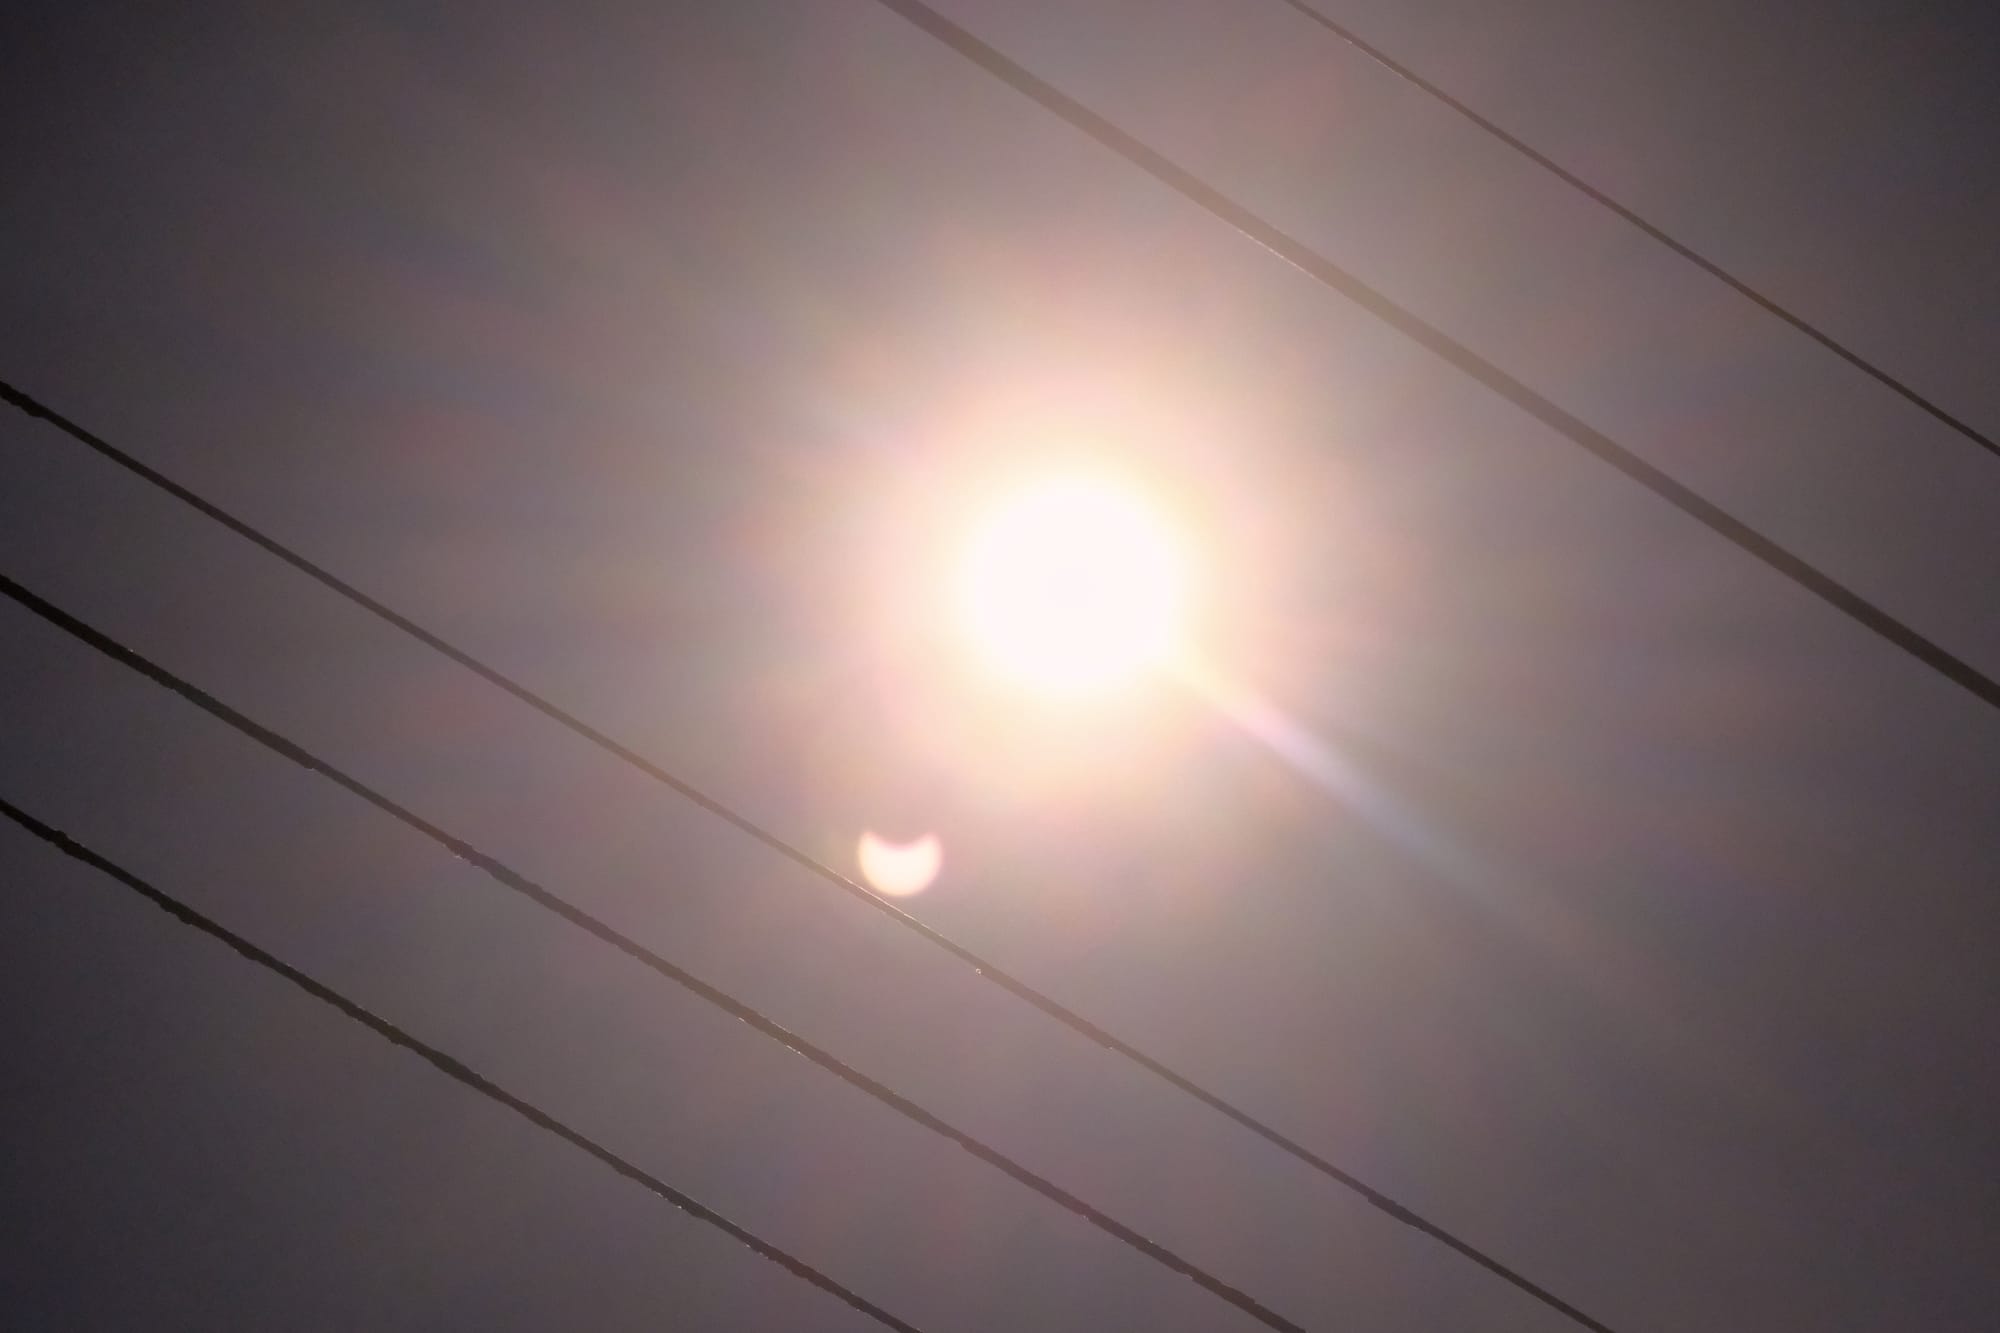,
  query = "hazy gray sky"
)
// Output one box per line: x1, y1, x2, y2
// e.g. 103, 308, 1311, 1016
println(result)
3, 3, 1996, 1329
